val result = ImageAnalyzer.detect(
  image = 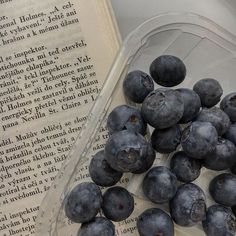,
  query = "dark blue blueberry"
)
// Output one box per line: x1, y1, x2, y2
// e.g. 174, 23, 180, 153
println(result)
89, 150, 123, 187
78, 217, 115, 236
195, 107, 230, 136
102, 186, 134, 222
177, 88, 201, 123
137, 208, 174, 236
132, 144, 155, 174
193, 78, 223, 108
107, 105, 147, 135
170, 151, 202, 183
181, 121, 218, 159
221, 92, 236, 122
195, 107, 231, 136
141, 88, 184, 129
151, 124, 181, 154
149, 55, 186, 87
142, 166, 177, 204
65, 182, 102, 223
209, 173, 236, 207
203, 138, 236, 171
232, 206, 236, 216
170, 183, 206, 226
202, 205, 236, 236
123, 70, 154, 103
231, 163, 236, 175
225, 123, 236, 146
104, 130, 155, 173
